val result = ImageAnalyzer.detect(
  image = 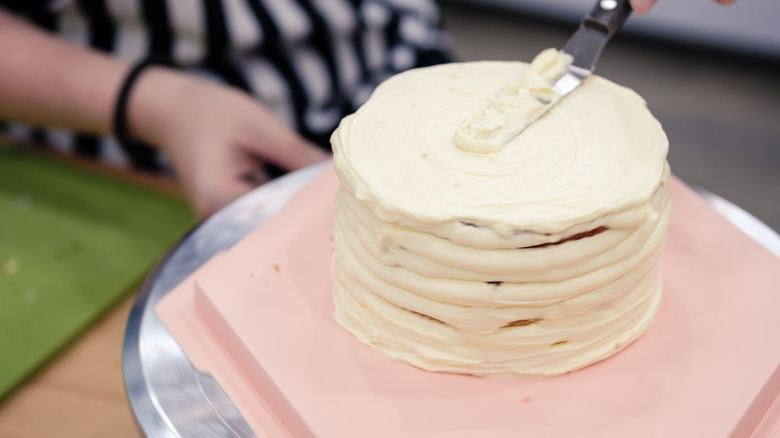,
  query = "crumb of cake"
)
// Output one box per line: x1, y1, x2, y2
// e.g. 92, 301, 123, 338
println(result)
522, 397, 532, 403
11, 193, 31, 209
274, 264, 280, 273
503, 318, 542, 328
523, 226, 608, 249
409, 309, 446, 325
3, 257, 20, 276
